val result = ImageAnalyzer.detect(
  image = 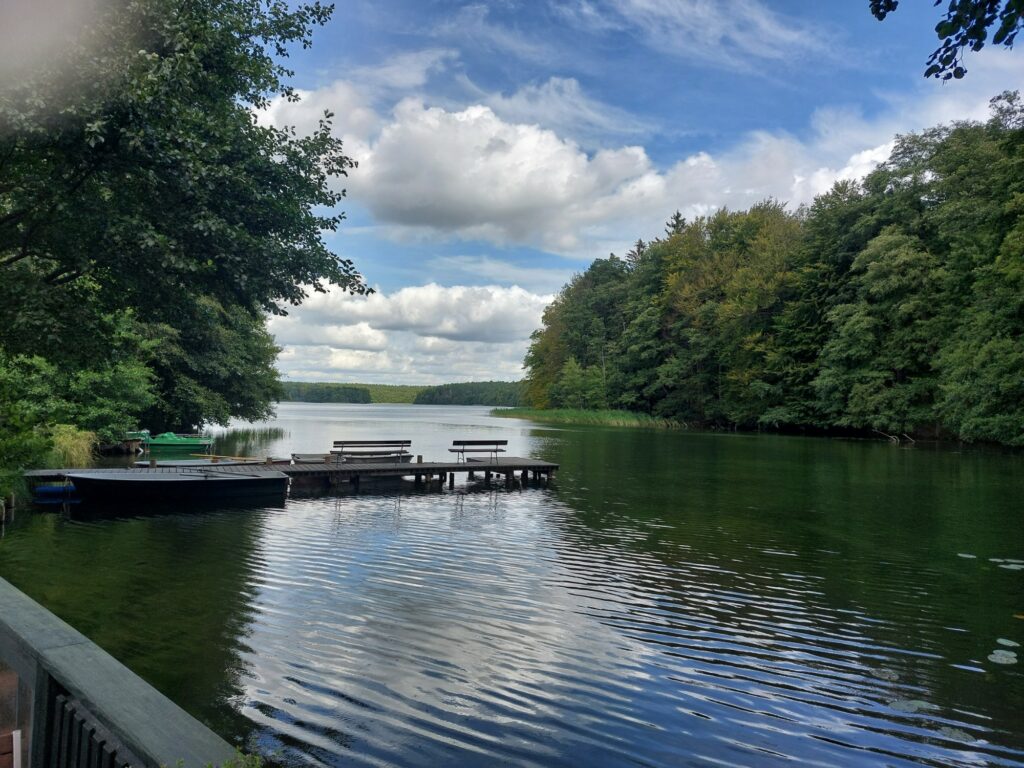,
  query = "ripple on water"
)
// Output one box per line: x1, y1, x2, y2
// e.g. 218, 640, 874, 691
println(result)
141, 491, 1016, 768
1, 484, 1023, 767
